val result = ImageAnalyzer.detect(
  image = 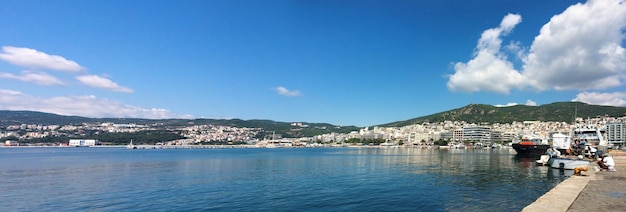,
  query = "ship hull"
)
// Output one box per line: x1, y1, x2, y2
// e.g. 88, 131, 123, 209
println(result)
512, 144, 550, 157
